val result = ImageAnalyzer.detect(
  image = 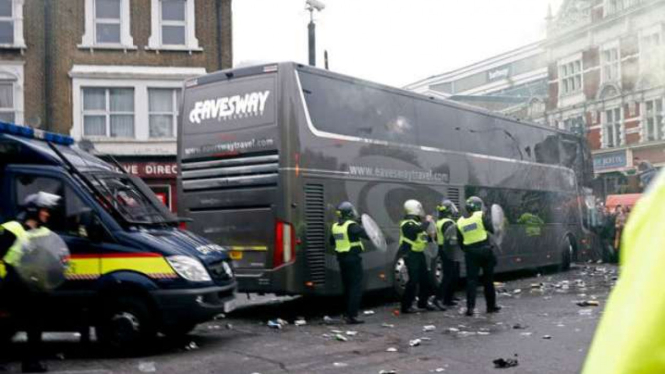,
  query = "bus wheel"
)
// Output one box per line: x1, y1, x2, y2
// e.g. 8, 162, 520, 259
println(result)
560, 235, 576, 271
393, 254, 409, 298
96, 296, 156, 354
